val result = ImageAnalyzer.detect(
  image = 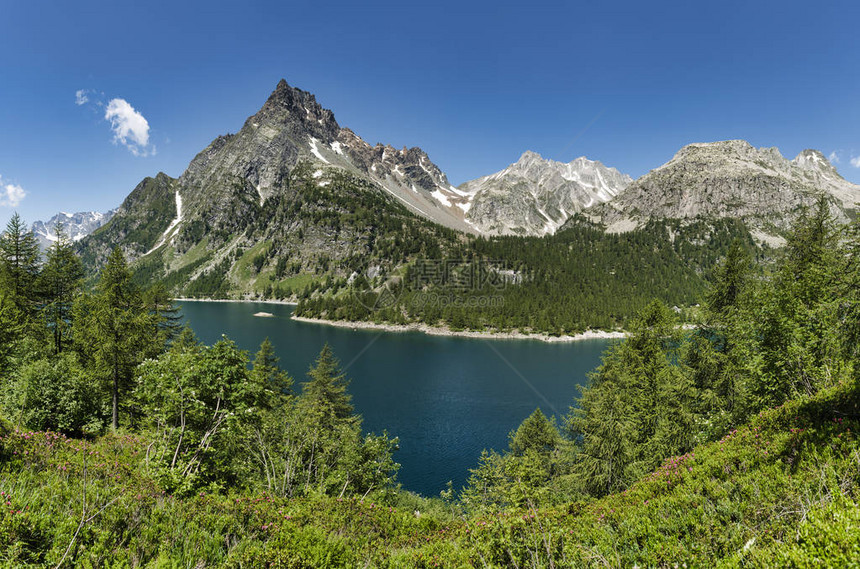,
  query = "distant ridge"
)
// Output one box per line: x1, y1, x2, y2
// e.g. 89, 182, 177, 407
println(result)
457, 151, 632, 235
30, 210, 115, 250
581, 140, 860, 242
